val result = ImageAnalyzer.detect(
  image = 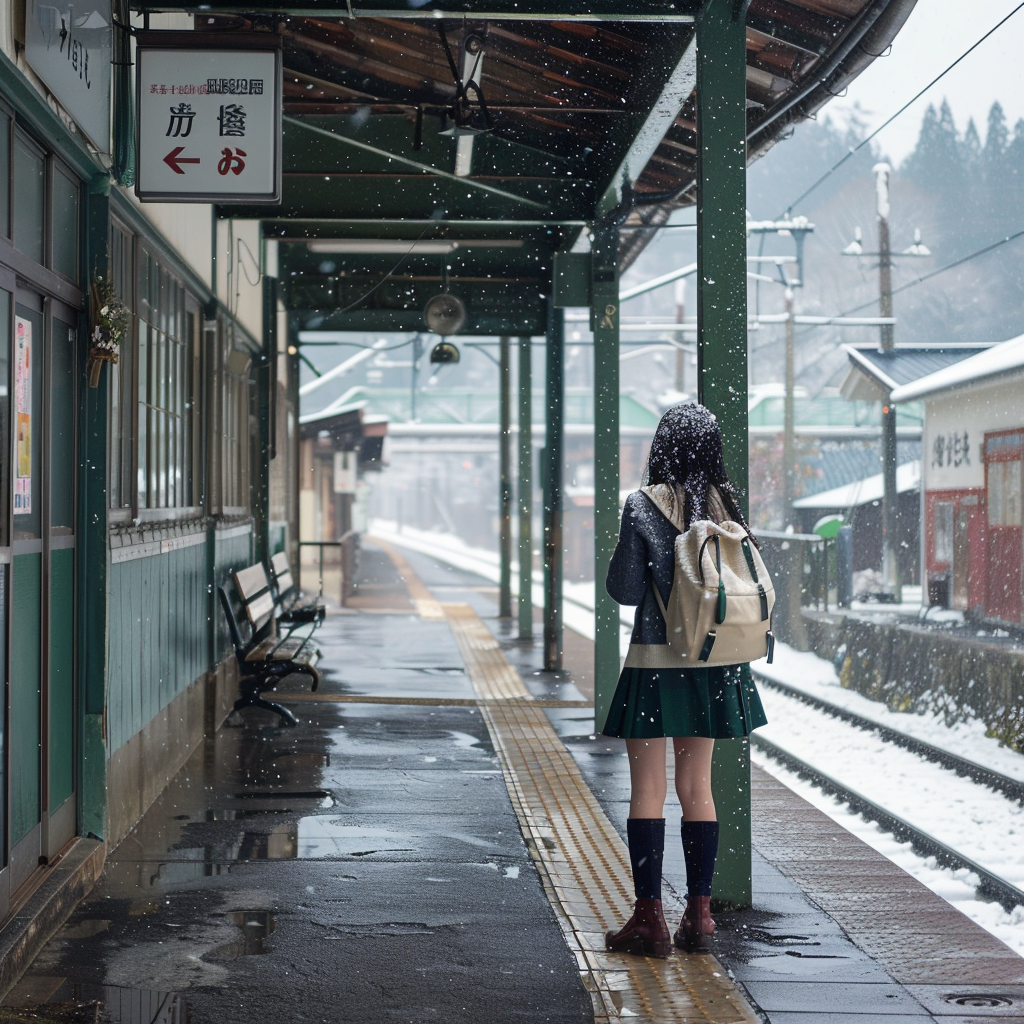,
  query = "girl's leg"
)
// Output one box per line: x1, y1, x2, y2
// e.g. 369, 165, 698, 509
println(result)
627, 737, 668, 819
606, 739, 672, 958
672, 737, 715, 821
673, 737, 719, 952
